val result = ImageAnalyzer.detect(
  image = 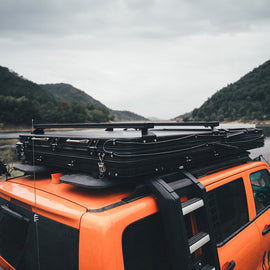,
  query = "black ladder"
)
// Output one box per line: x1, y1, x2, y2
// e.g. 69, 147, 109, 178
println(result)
149, 171, 220, 270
